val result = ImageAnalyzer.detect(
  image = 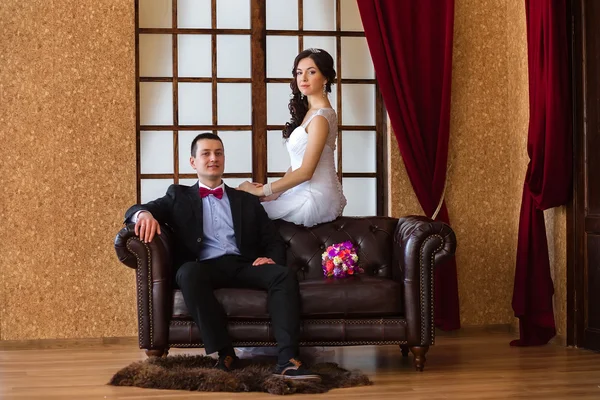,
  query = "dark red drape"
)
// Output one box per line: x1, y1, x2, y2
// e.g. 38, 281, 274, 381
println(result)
511, 0, 572, 346
357, 0, 460, 330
